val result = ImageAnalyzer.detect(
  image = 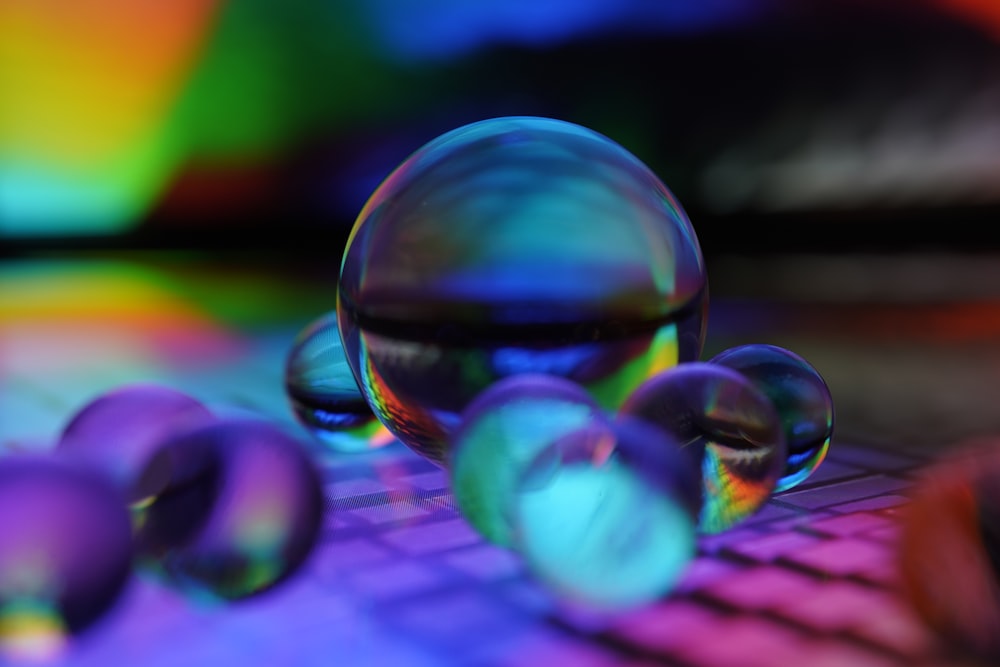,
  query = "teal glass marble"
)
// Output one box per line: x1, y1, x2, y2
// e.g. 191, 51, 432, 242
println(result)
449, 374, 610, 547
285, 311, 394, 453
338, 116, 707, 465
0, 456, 132, 662
512, 417, 700, 608
132, 419, 324, 601
709, 344, 833, 492
620, 363, 786, 533
57, 383, 214, 492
